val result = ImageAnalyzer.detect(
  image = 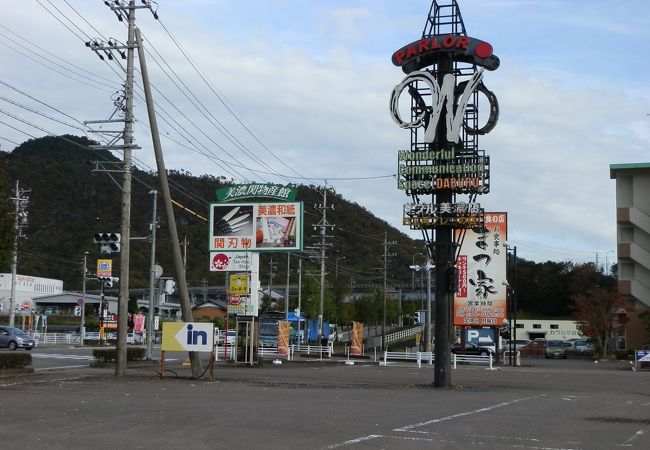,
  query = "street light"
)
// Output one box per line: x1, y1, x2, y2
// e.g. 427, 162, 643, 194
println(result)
80, 251, 89, 346
410, 259, 434, 352
605, 250, 615, 275
503, 243, 517, 367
